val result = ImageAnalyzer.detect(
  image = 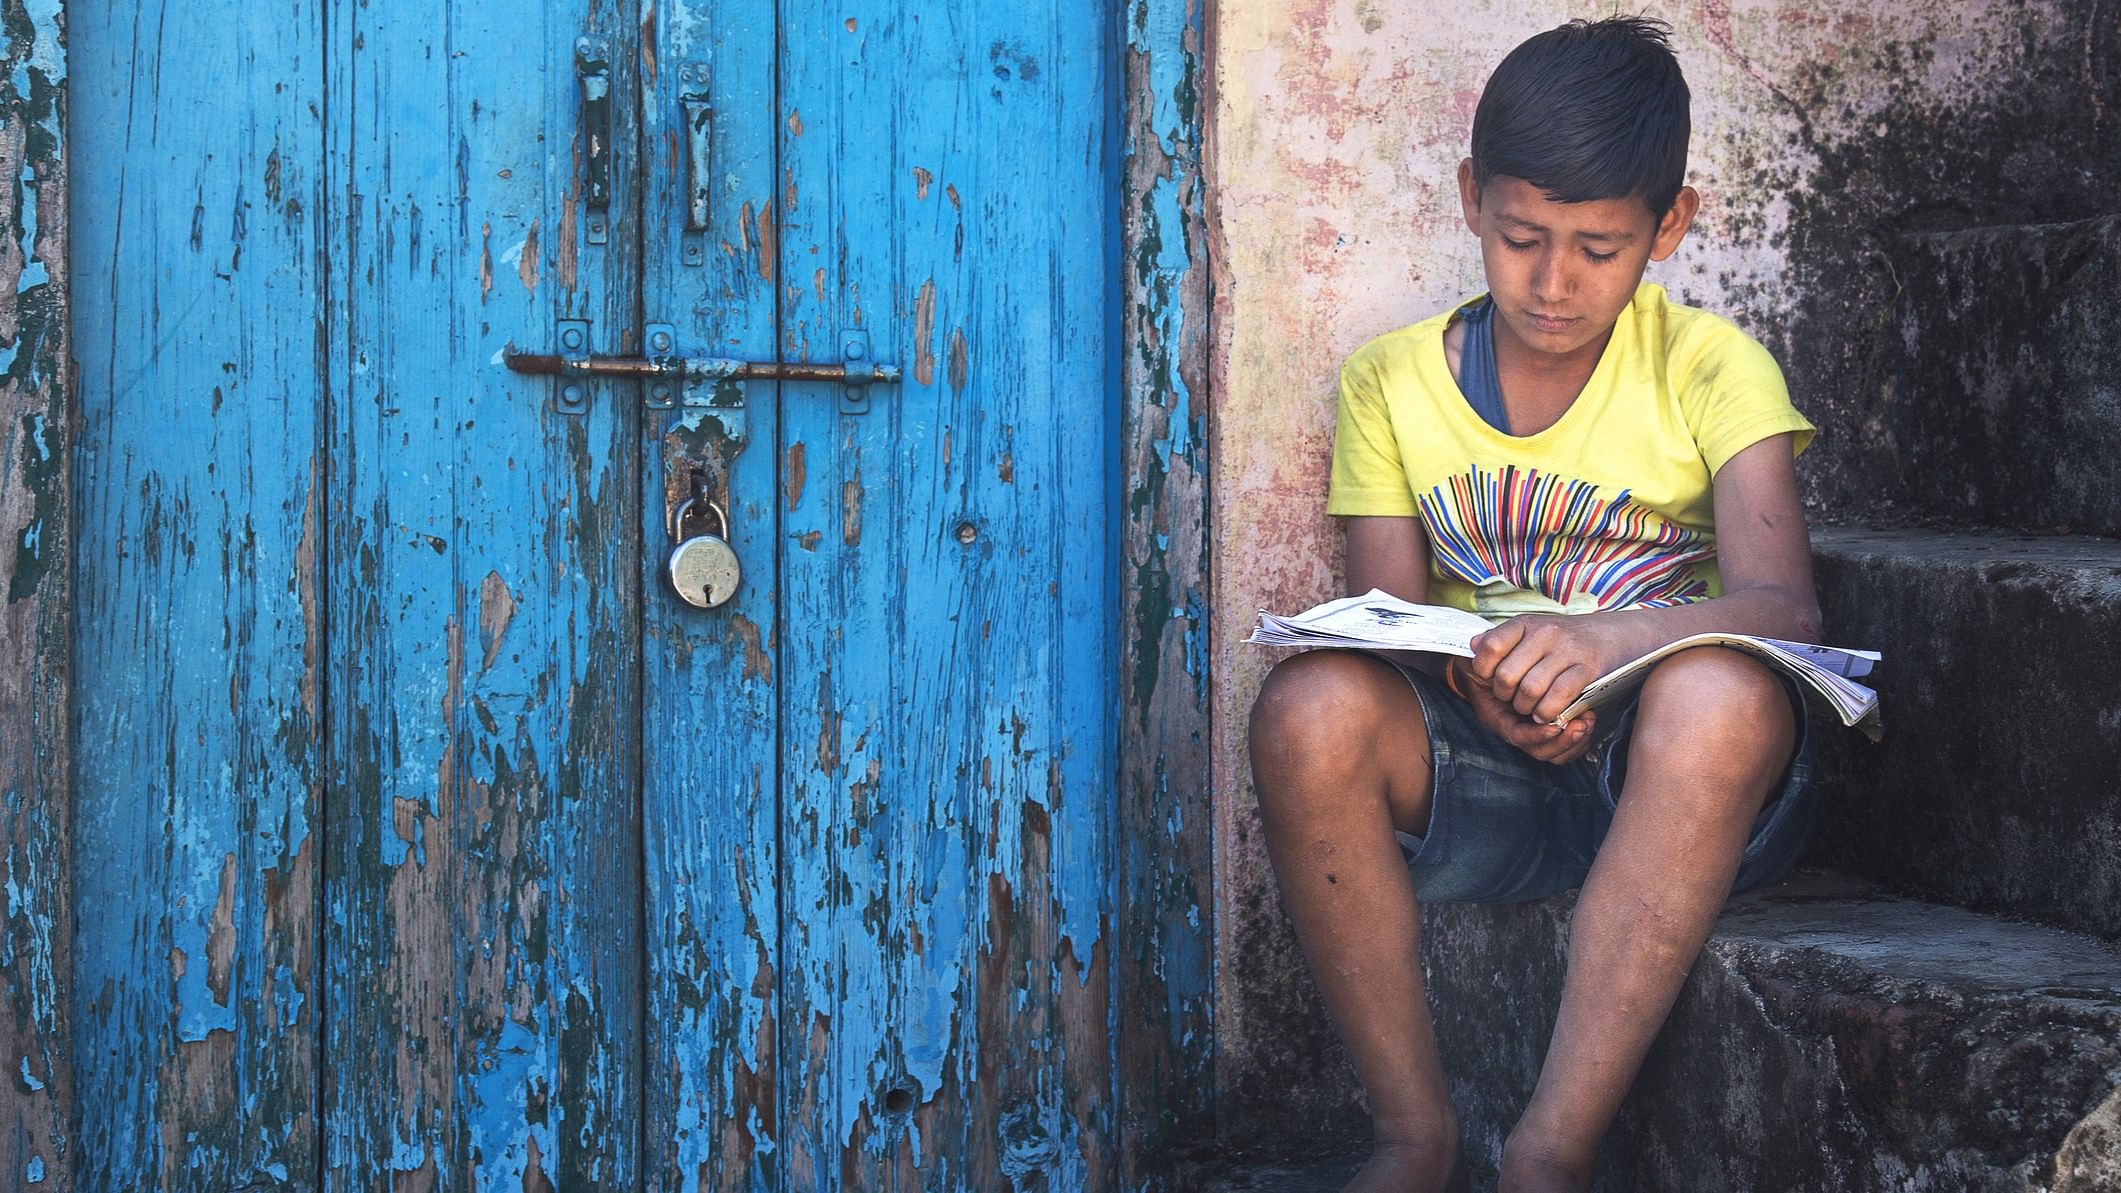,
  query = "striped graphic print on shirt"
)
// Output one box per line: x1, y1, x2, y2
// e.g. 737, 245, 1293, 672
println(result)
1415, 465, 1716, 610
